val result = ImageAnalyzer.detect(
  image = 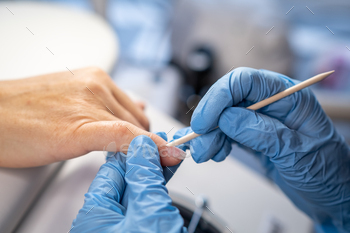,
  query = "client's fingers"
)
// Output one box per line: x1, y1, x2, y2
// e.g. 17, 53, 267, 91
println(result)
136, 101, 146, 111
77, 121, 186, 167
106, 92, 145, 129
108, 80, 150, 130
